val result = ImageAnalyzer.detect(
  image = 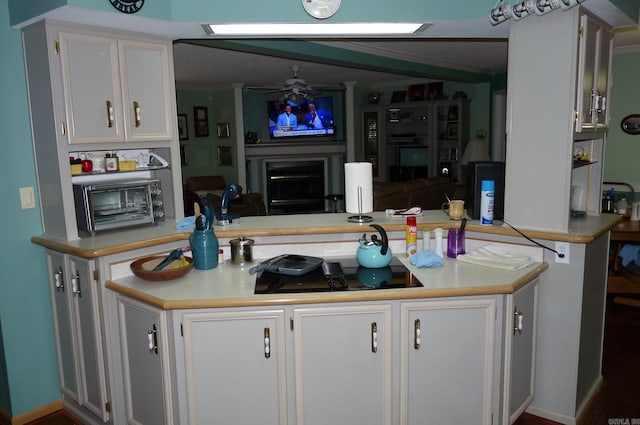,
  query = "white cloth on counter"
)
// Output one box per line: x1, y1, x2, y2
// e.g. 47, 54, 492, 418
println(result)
456, 244, 534, 271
